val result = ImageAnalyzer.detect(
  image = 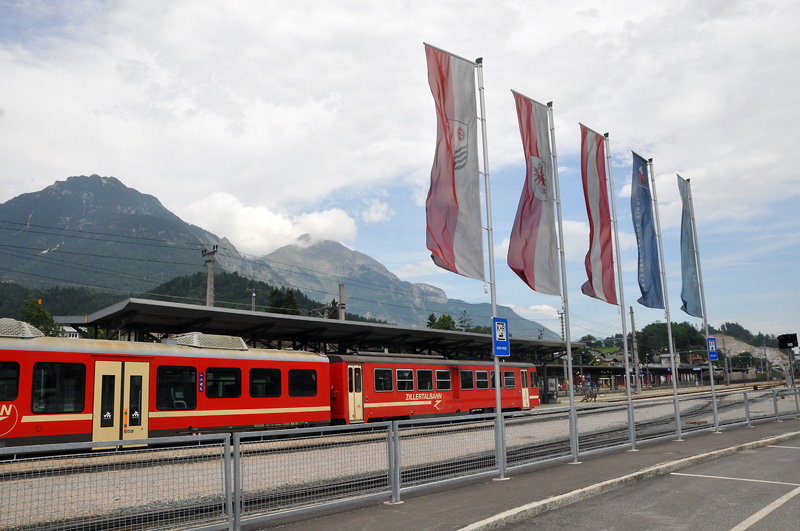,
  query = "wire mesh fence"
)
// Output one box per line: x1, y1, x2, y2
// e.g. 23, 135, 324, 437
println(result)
395, 416, 496, 487
0, 435, 231, 531
505, 408, 572, 467
234, 423, 391, 521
